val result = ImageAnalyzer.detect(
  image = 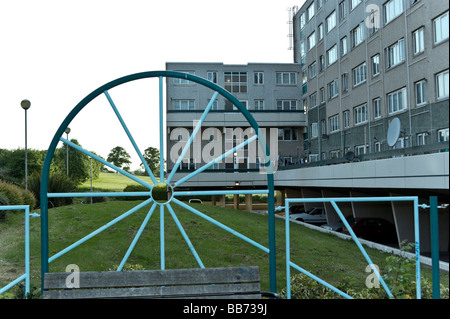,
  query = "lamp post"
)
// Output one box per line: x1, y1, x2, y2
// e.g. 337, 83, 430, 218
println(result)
65, 127, 71, 177
20, 99, 31, 190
